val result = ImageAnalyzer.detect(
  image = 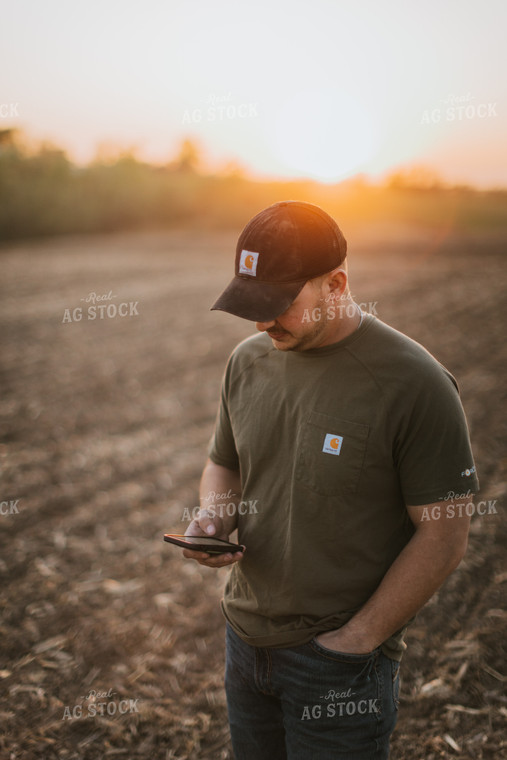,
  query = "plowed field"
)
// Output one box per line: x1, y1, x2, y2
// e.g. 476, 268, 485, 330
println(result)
1, 226, 506, 759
